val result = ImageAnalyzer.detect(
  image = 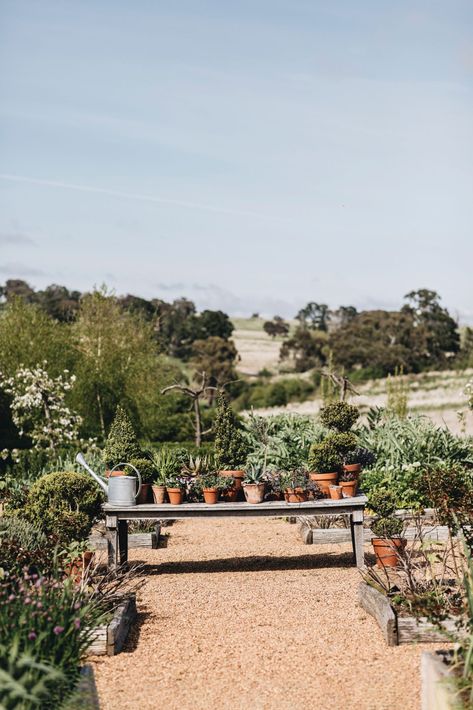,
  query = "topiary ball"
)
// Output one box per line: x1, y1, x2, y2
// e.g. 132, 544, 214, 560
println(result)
320, 402, 359, 432
25, 471, 104, 545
